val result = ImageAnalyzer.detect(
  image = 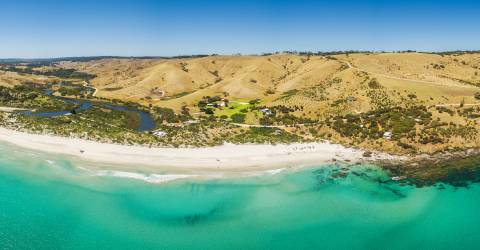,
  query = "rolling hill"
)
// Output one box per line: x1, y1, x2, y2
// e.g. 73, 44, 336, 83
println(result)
58, 52, 480, 115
